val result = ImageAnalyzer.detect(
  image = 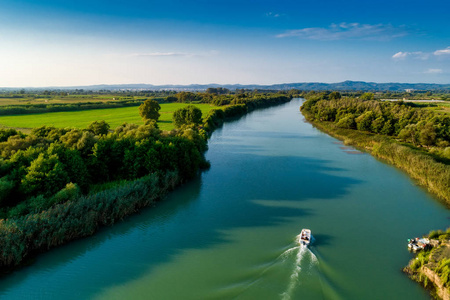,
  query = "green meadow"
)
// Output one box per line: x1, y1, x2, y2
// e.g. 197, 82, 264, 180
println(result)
0, 103, 216, 131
